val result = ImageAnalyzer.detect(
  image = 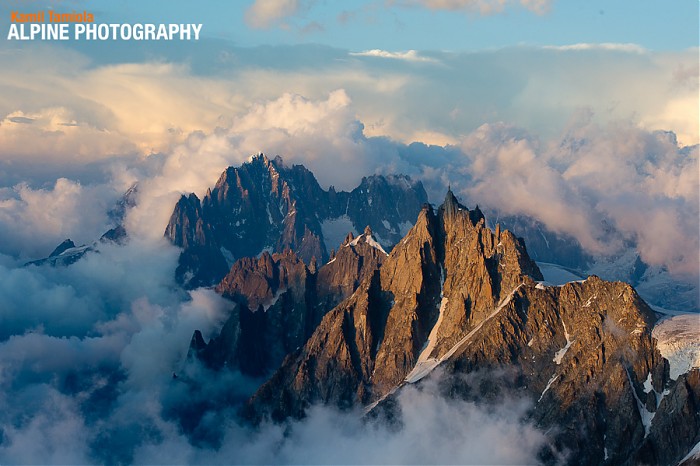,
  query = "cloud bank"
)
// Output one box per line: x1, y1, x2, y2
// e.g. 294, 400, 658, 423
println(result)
0, 46, 696, 275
